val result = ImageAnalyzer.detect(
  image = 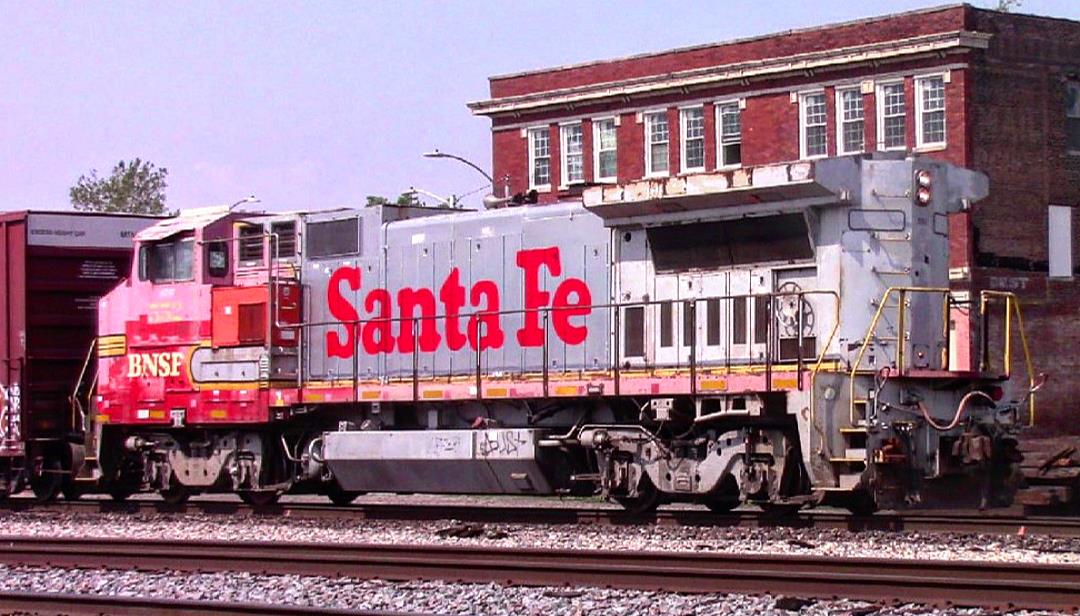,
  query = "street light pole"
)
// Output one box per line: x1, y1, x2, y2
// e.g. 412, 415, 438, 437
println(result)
422, 149, 511, 208
422, 149, 493, 183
